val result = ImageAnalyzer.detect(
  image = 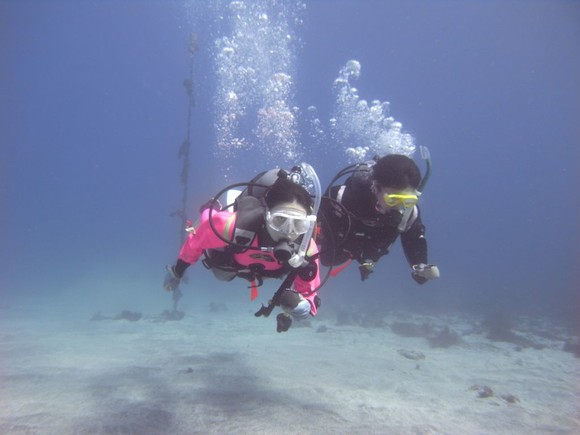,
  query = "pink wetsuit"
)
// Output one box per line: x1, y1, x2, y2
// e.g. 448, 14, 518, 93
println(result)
178, 208, 319, 315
